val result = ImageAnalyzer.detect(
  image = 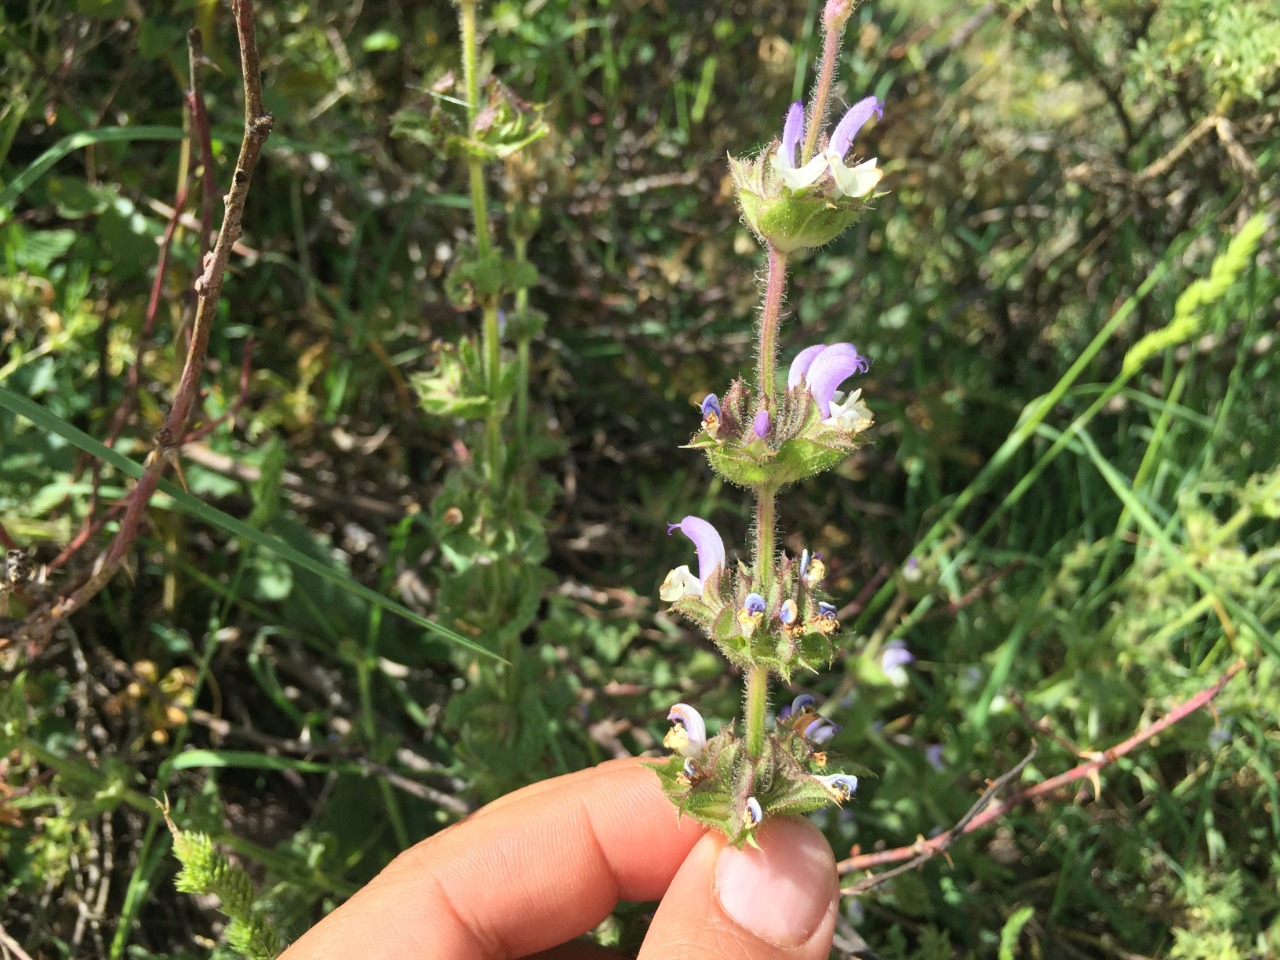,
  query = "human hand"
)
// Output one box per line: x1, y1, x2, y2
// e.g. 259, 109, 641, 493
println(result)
279, 757, 839, 959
